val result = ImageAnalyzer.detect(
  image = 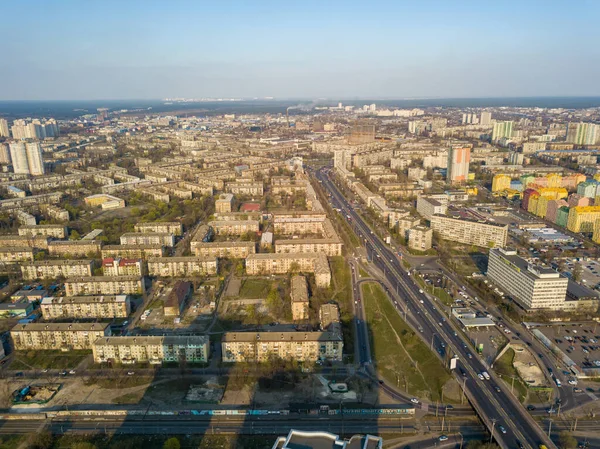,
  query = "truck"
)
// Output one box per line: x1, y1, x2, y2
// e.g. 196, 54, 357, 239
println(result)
385, 236, 391, 245
482, 371, 490, 380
